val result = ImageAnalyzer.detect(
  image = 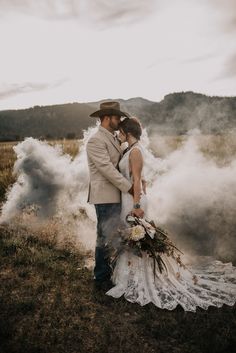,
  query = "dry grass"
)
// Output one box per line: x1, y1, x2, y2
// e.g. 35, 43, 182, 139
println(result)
0, 224, 235, 353
48, 139, 81, 159
0, 142, 17, 202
